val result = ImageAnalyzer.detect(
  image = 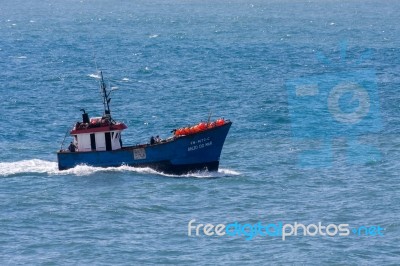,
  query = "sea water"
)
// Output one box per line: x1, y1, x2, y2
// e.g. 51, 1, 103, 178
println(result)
0, 0, 399, 264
